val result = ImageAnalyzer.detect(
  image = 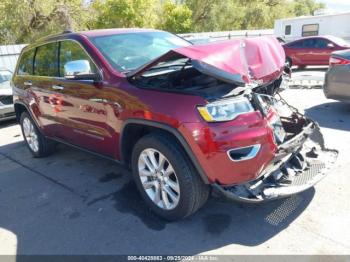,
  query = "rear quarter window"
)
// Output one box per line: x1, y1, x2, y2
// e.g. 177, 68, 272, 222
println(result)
17, 49, 35, 76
